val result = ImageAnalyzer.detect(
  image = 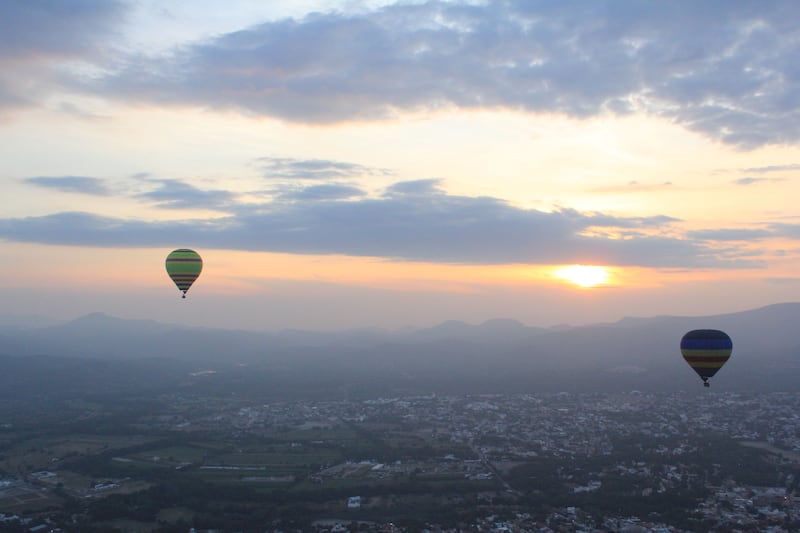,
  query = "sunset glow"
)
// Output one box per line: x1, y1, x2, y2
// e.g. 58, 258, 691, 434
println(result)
555, 265, 611, 288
